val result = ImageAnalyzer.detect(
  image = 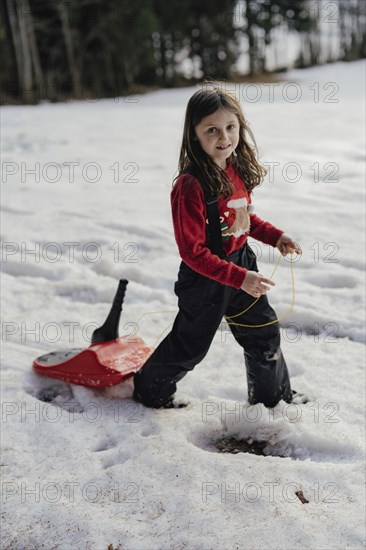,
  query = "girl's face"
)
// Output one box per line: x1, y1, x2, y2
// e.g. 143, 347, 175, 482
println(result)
194, 108, 240, 169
